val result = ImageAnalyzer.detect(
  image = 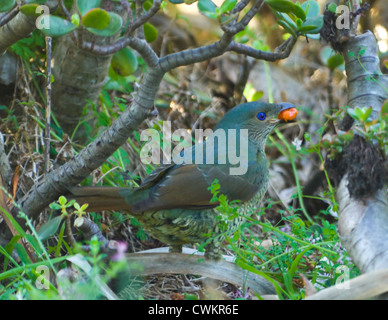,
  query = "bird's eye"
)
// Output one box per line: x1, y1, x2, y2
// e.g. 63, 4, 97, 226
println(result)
257, 112, 266, 121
